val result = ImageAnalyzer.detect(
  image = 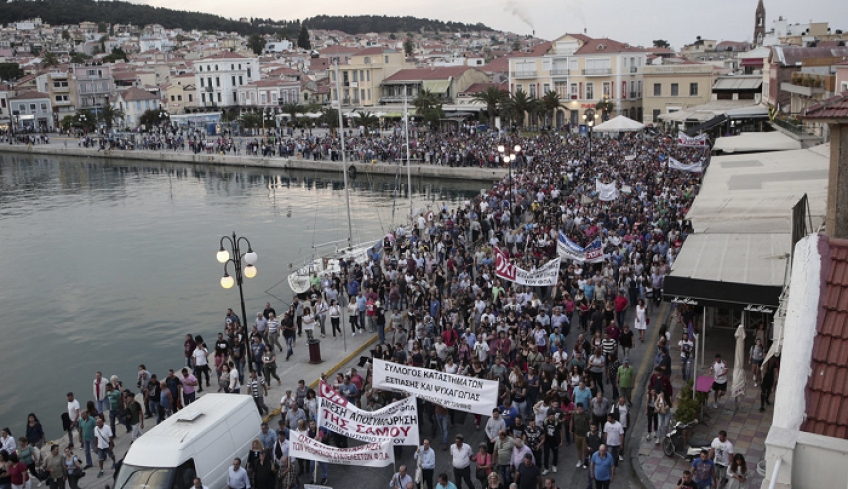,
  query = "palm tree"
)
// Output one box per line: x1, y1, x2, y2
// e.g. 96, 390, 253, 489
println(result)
279, 102, 303, 126
41, 51, 59, 68
413, 89, 444, 129
539, 91, 566, 128
505, 88, 536, 128
239, 112, 262, 130
595, 98, 615, 121
319, 107, 340, 135
352, 111, 379, 130
98, 104, 124, 130
472, 86, 508, 124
